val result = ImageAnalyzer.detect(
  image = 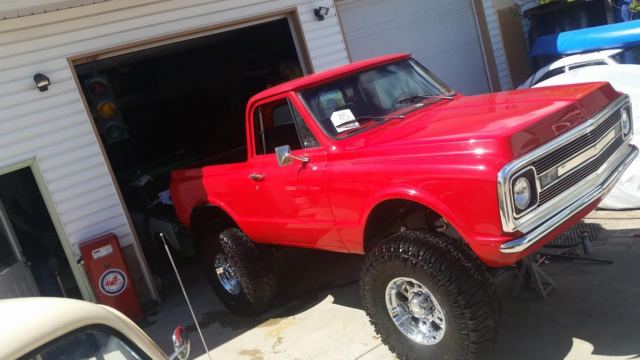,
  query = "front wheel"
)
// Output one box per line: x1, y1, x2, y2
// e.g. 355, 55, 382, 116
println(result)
360, 231, 500, 359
